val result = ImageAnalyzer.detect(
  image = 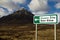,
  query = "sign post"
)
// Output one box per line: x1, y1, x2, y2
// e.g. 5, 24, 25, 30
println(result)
35, 24, 38, 40
33, 14, 58, 40
54, 24, 56, 40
